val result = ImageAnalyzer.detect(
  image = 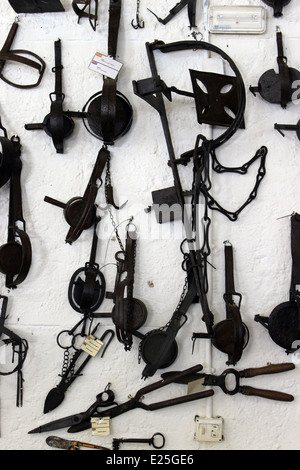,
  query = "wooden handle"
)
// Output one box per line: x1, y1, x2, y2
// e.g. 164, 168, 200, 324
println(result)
240, 386, 294, 402
241, 363, 295, 378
